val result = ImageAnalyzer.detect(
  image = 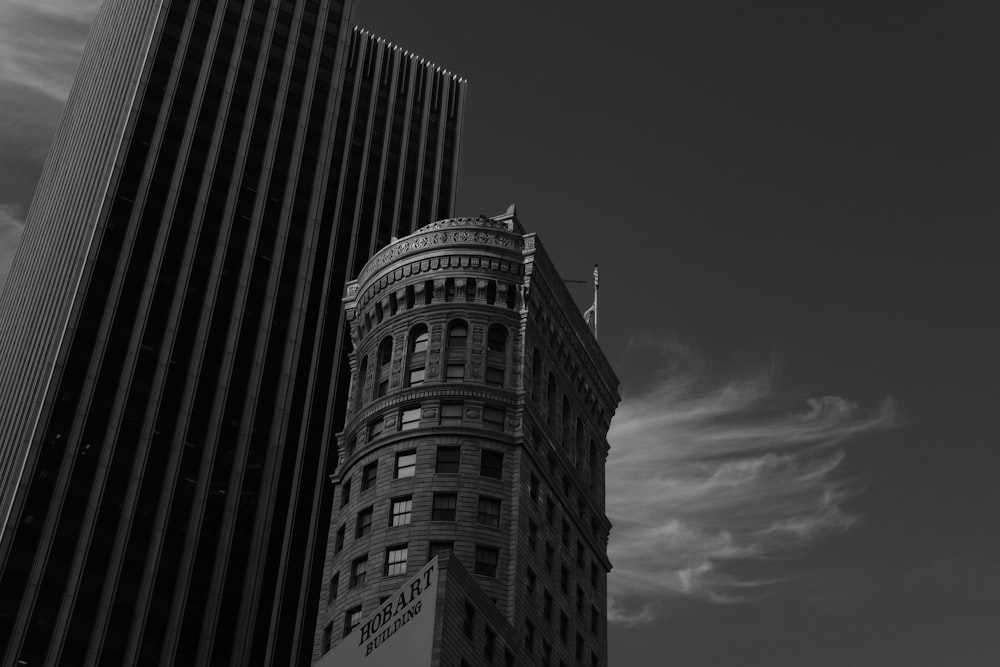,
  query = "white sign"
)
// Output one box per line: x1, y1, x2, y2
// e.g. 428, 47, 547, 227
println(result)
315, 557, 439, 667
